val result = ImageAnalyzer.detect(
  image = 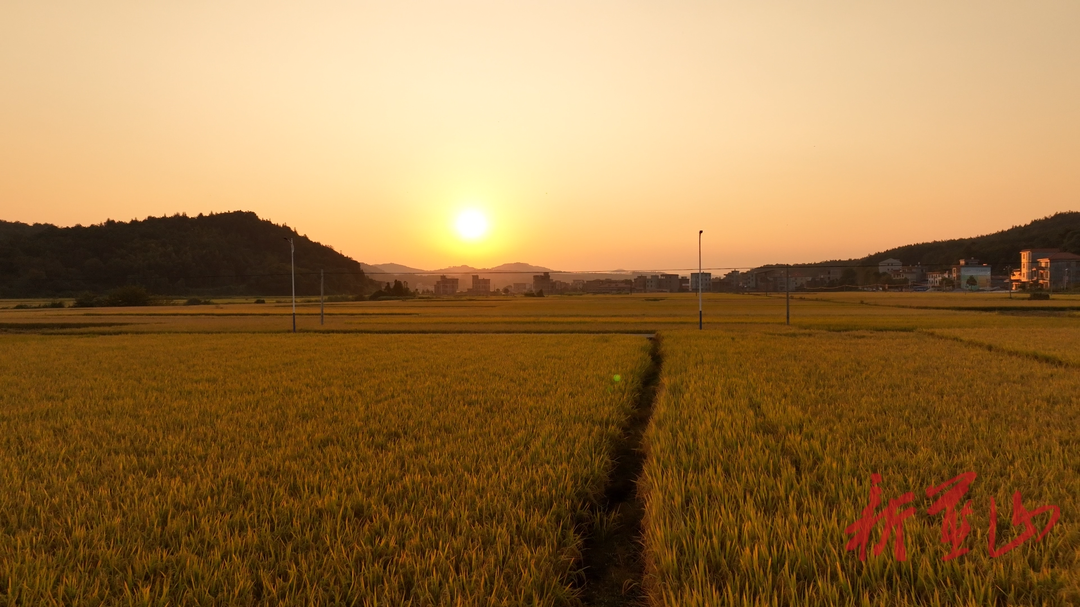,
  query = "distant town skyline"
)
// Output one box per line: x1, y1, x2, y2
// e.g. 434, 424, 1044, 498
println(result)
3, 2, 1079, 270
